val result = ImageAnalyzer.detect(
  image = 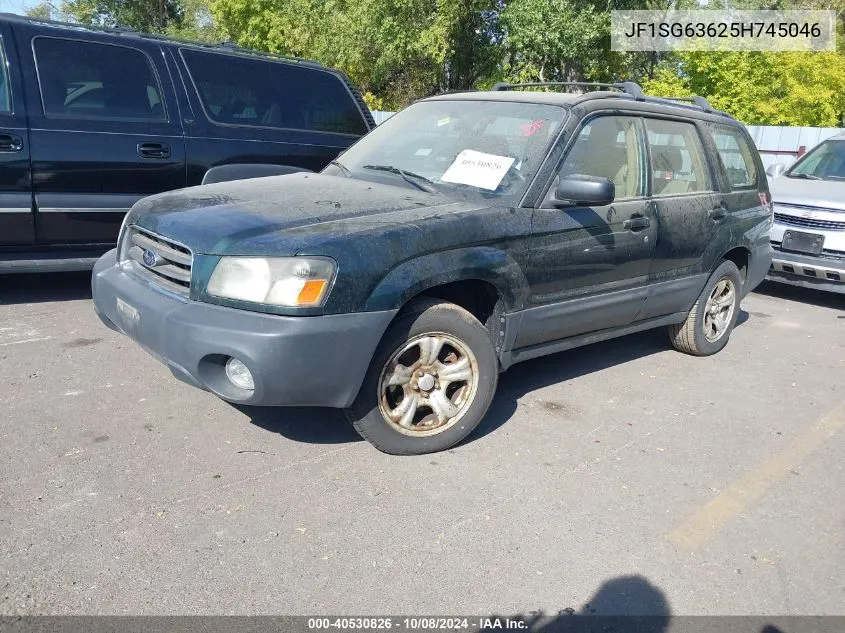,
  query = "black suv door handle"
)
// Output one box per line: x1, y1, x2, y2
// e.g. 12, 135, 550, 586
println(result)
137, 142, 171, 159
710, 204, 728, 220
623, 215, 651, 231
0, 133, 23, 152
